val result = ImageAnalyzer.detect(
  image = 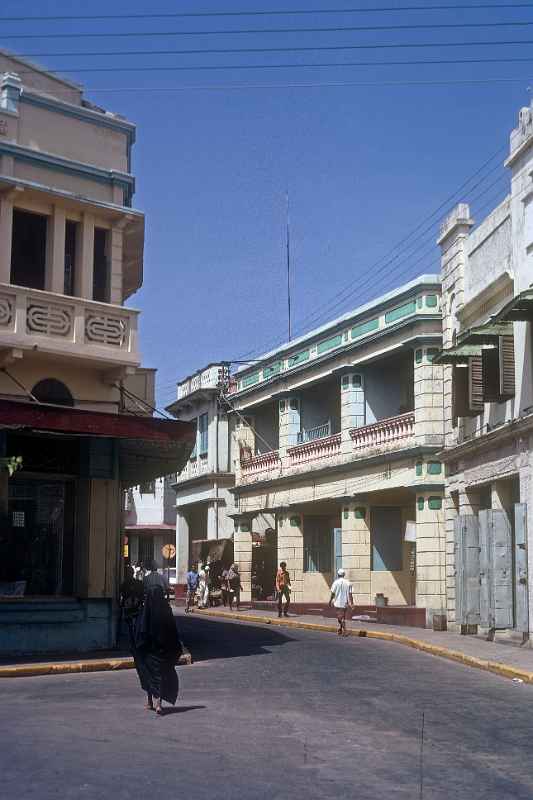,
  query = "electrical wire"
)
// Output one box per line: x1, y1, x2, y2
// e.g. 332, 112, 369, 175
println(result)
3, 4, 533, 22
6, 20, 533, 40
14, 37, 533, 59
